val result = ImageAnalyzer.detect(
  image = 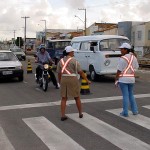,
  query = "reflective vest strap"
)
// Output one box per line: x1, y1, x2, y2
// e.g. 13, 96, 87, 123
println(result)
124, 55, 134, 74
61, 58, 72, 74
119, 55, 135, 77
